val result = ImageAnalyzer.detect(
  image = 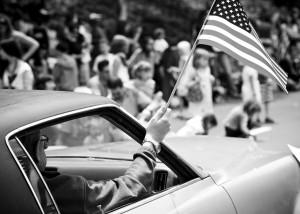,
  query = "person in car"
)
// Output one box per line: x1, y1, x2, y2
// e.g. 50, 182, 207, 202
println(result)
20, 106, 171, 214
